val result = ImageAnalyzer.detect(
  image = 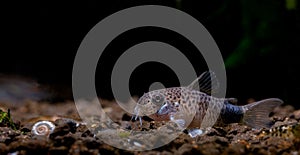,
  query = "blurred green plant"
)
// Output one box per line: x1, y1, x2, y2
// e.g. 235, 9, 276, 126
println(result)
225, 0, 286, 69
0, 109, 16, 130
286, 0, 297, 10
